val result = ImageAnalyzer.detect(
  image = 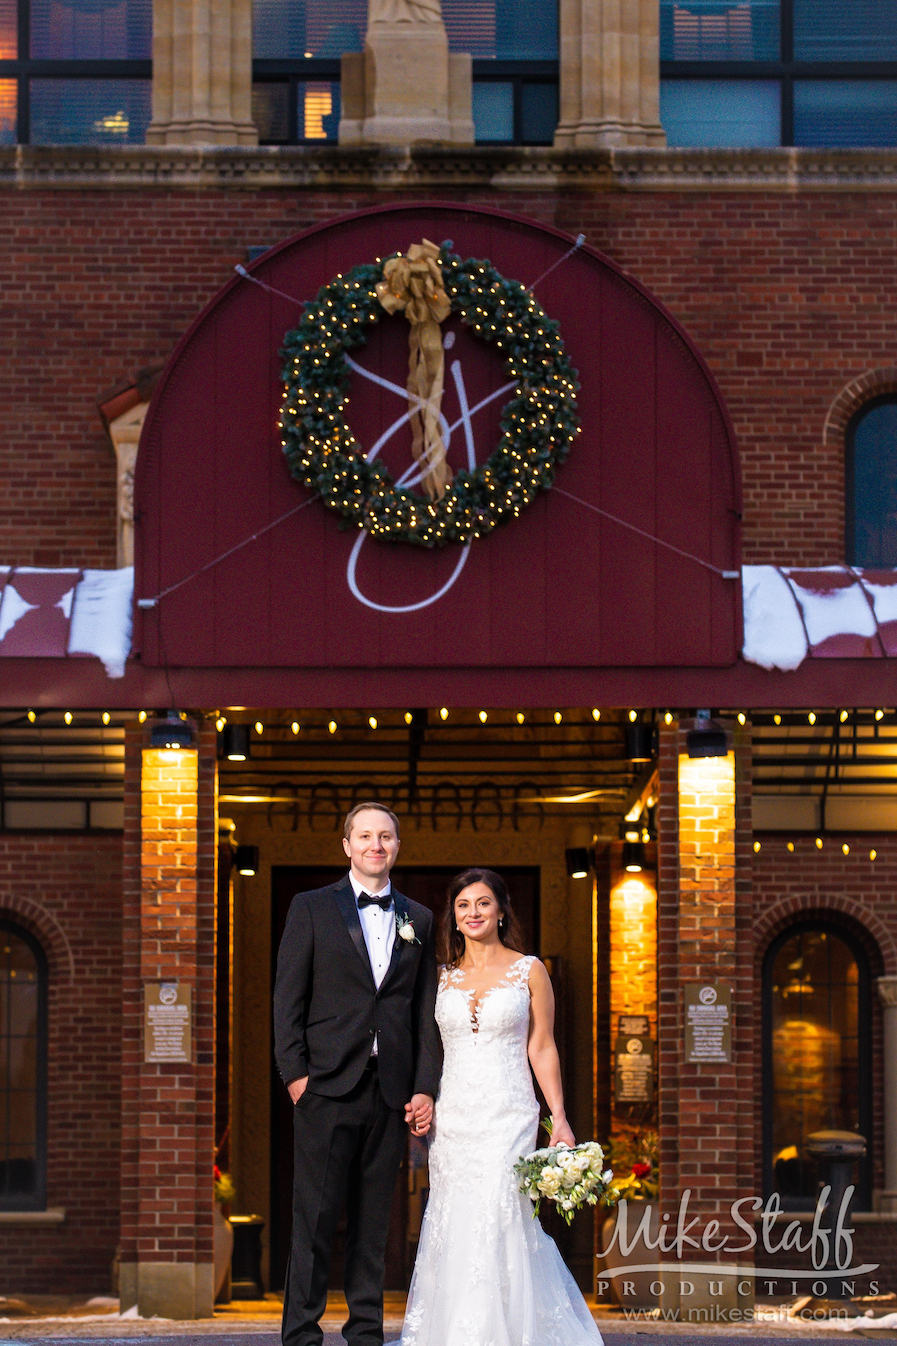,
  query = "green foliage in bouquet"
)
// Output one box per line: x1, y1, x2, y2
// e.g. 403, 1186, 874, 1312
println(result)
515, 1121, 616, 1227
214, 1165, 236, 1206
603, 1125, 659, 1203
